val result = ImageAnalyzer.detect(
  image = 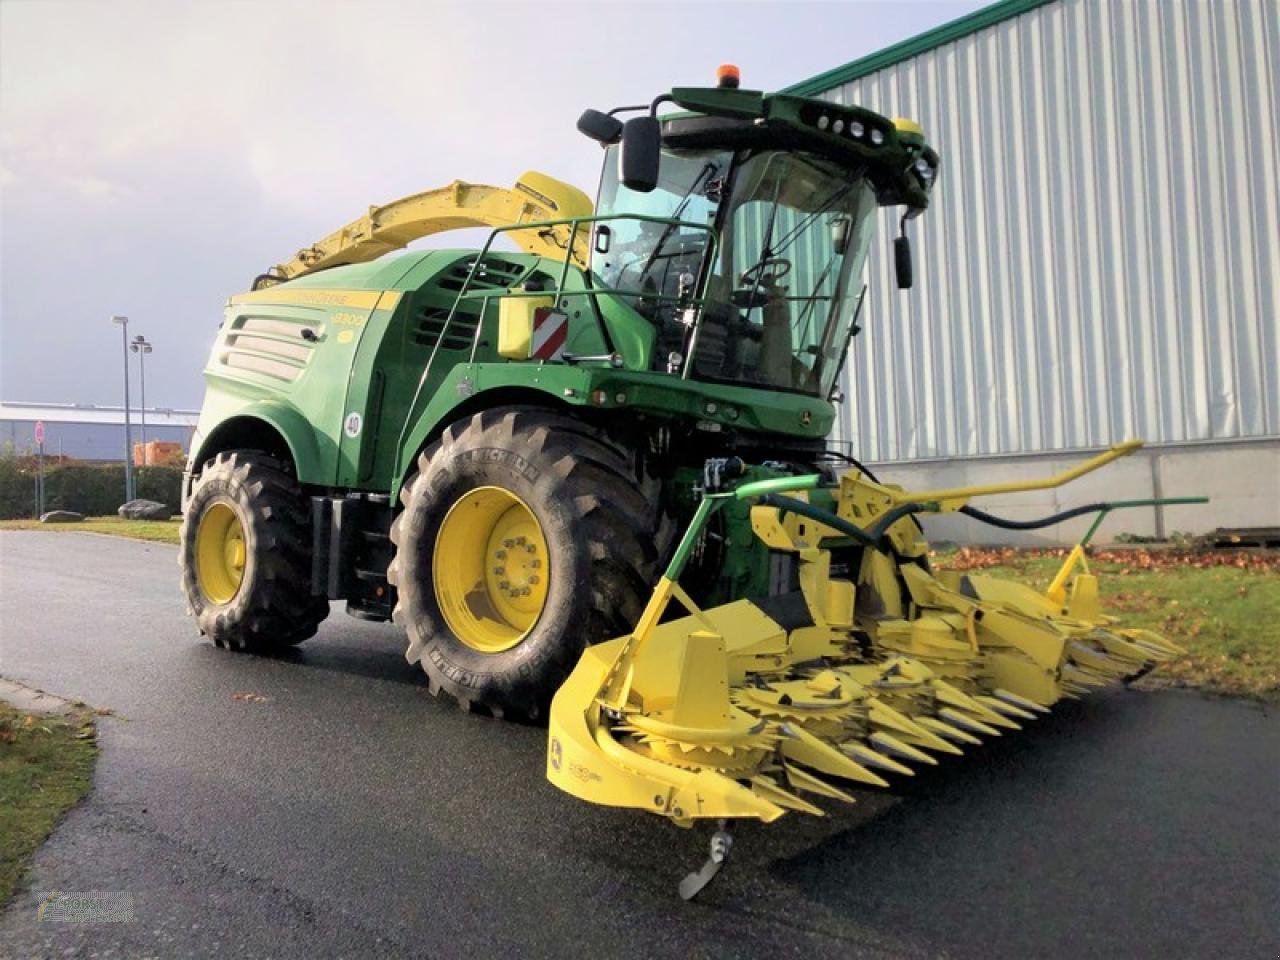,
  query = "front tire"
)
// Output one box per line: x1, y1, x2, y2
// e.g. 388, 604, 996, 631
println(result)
180, 451, 329, 652
388, 407, 666, 719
